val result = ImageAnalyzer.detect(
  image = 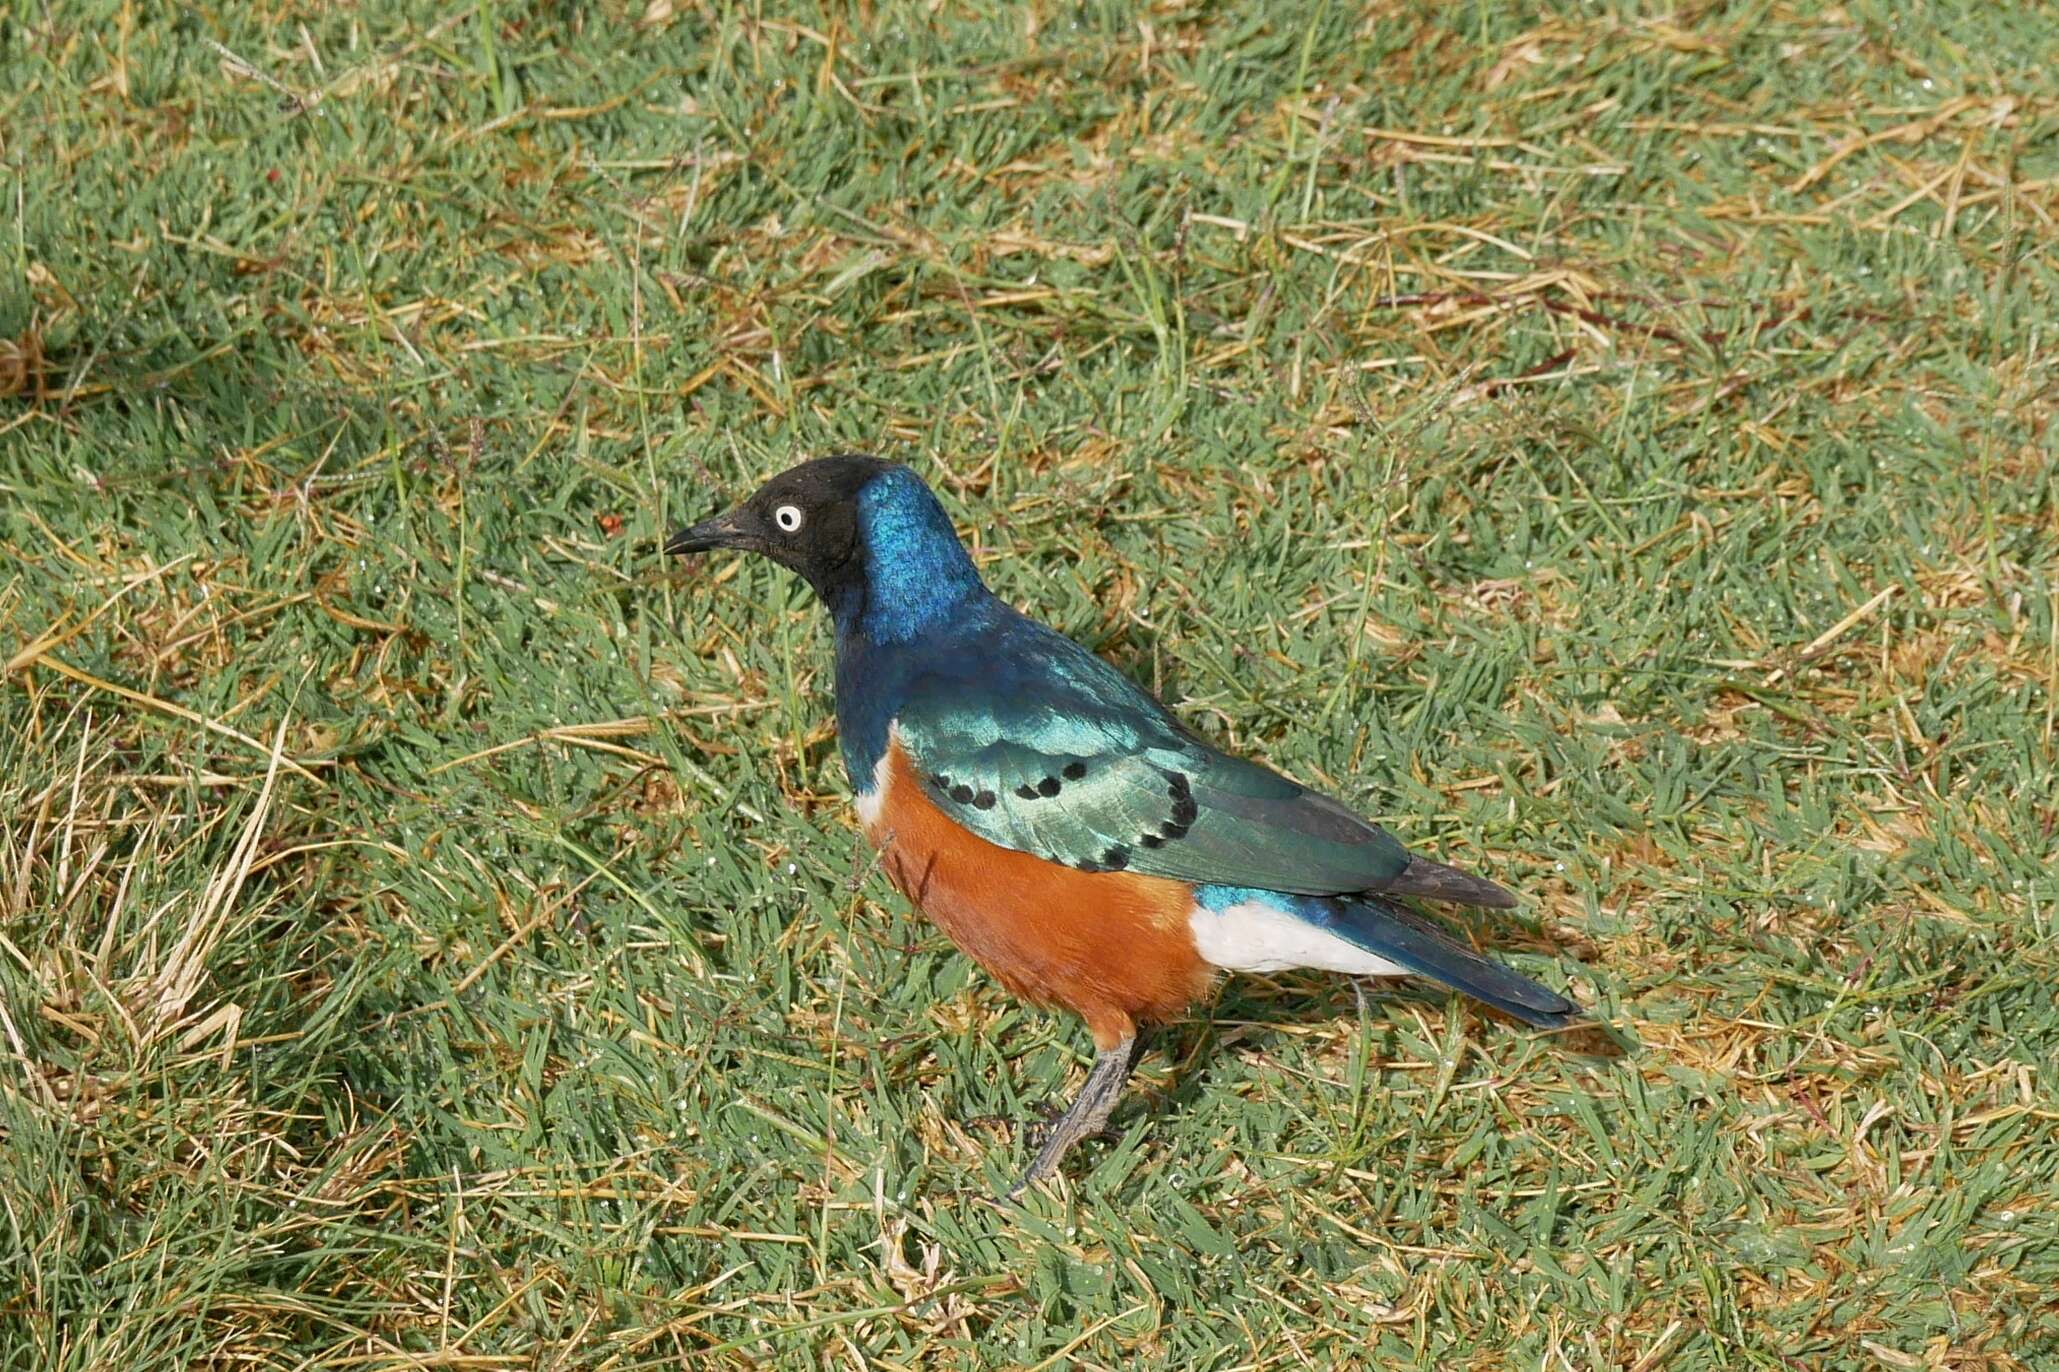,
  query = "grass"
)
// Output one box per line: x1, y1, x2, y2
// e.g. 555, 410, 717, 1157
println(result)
3, 0, 2057, 1366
